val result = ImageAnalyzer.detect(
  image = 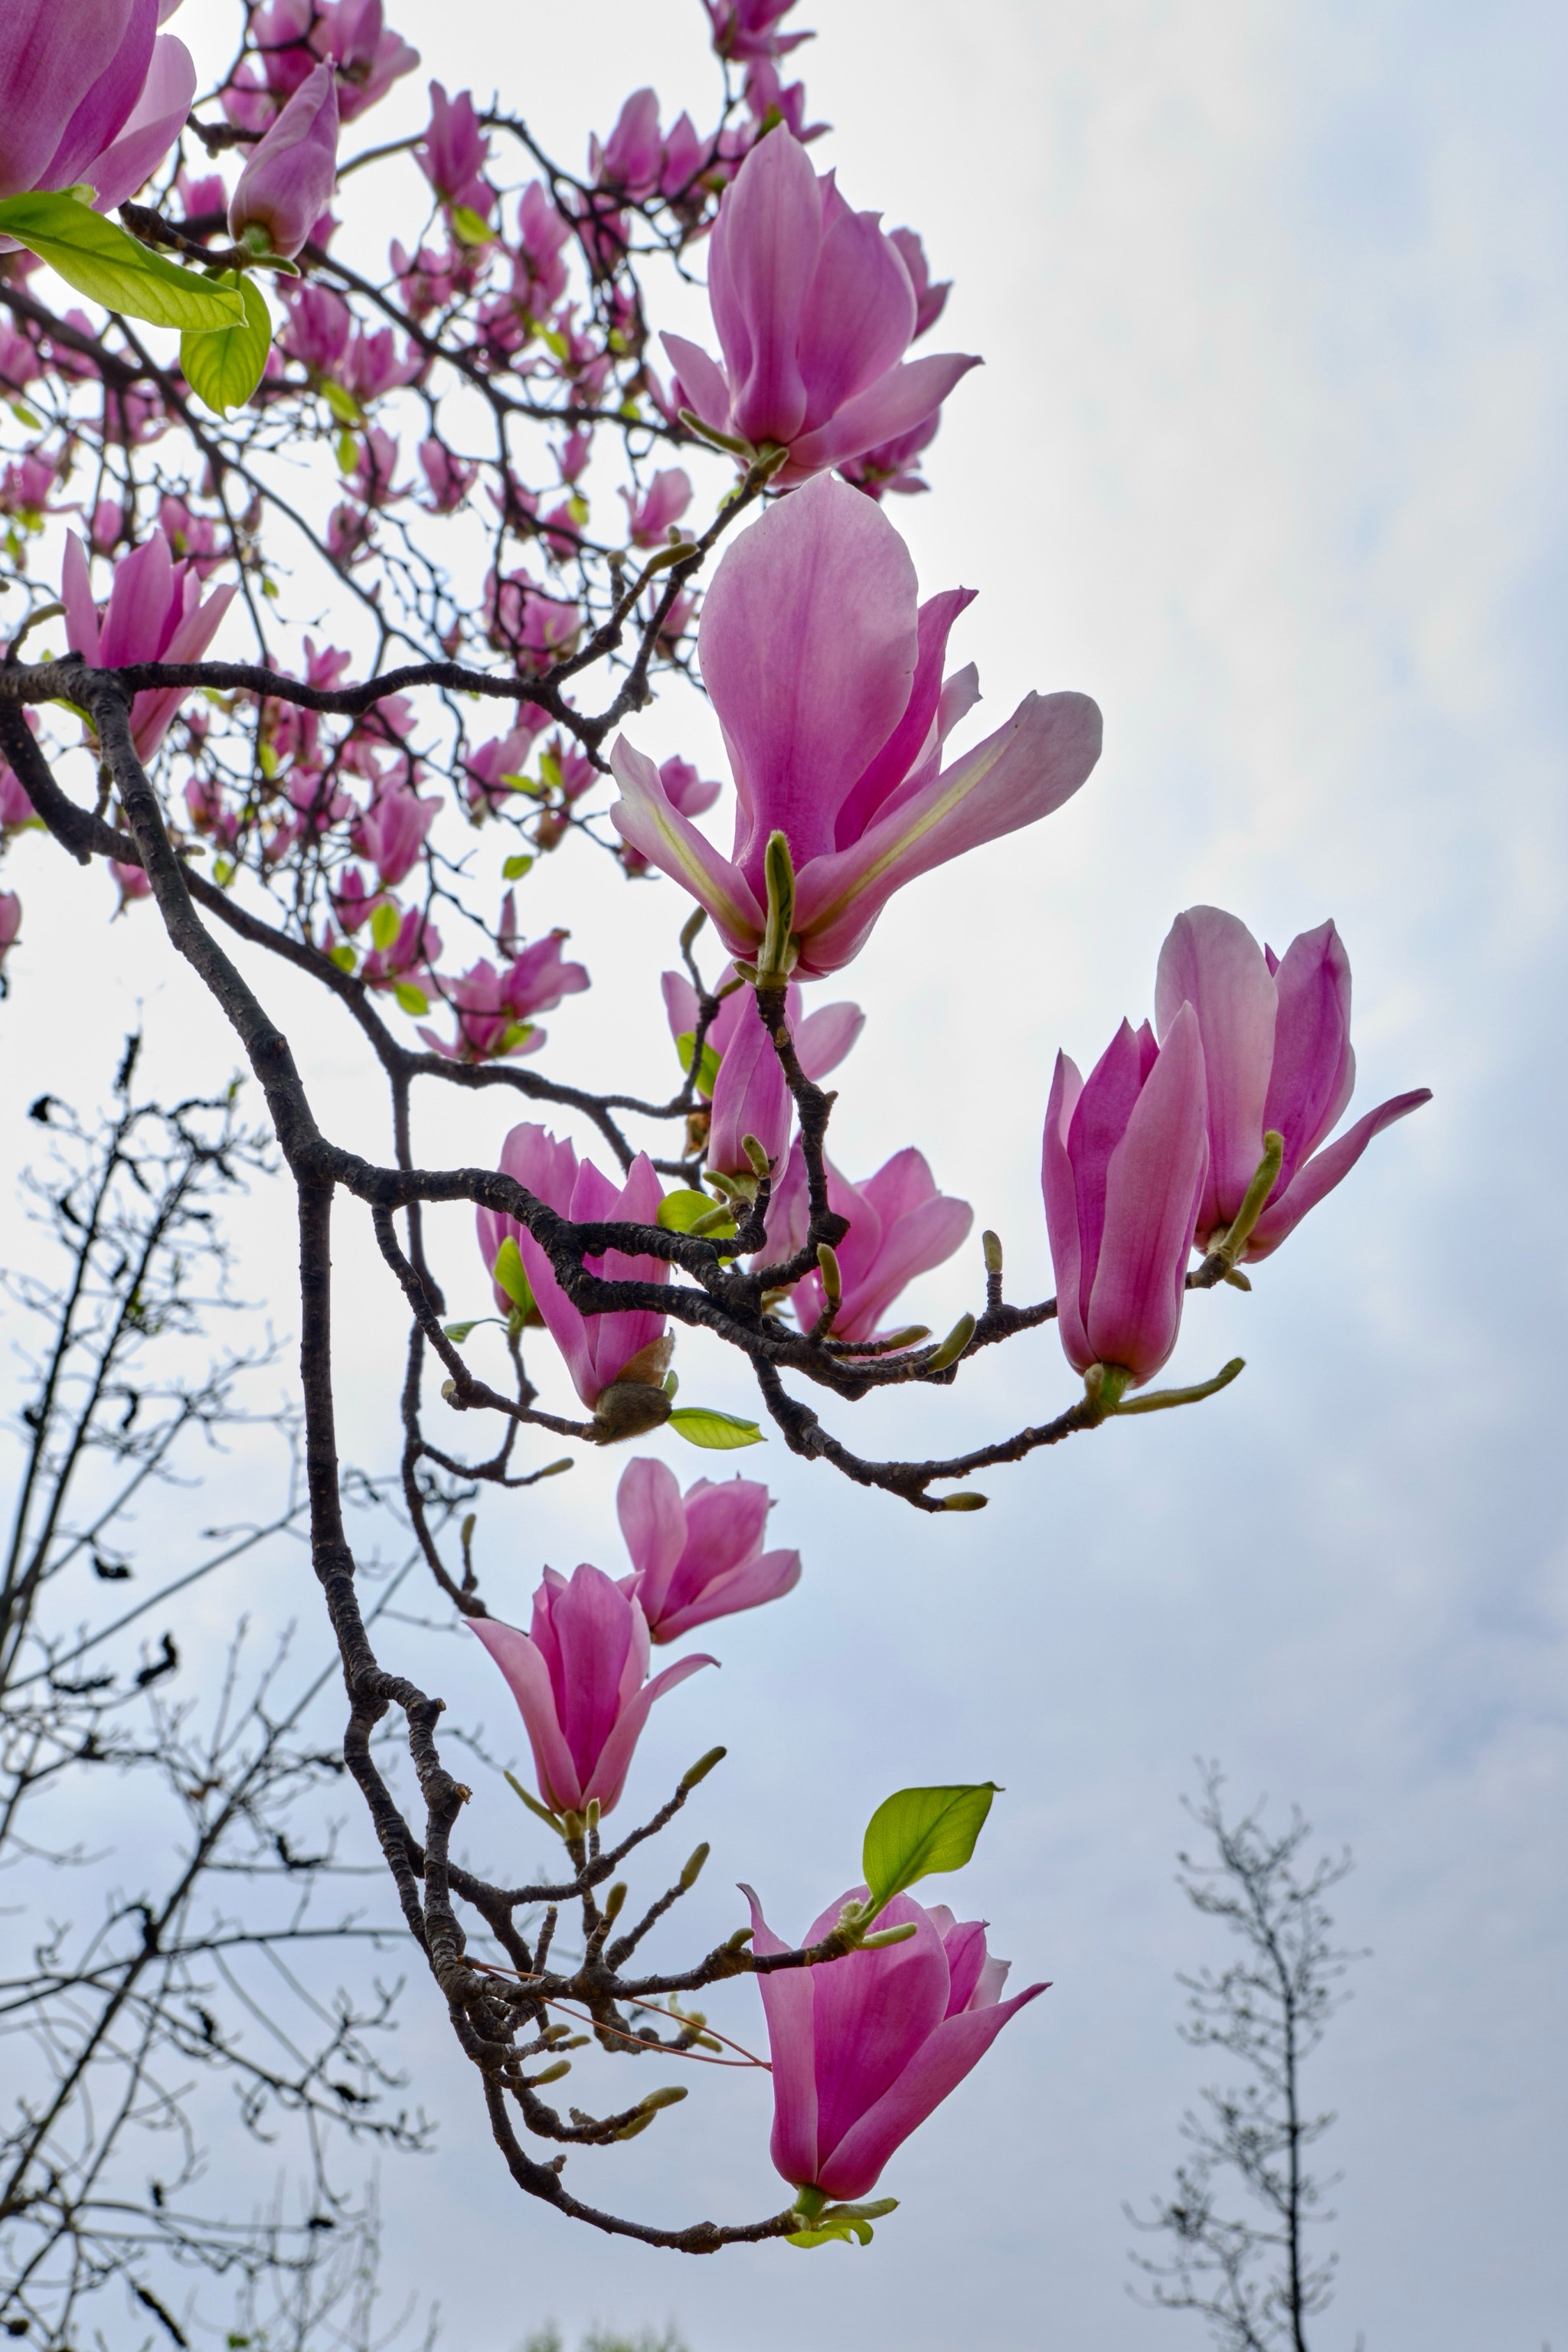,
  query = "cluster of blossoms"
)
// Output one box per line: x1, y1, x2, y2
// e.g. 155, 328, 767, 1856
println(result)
0, 0, 1432, 2254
